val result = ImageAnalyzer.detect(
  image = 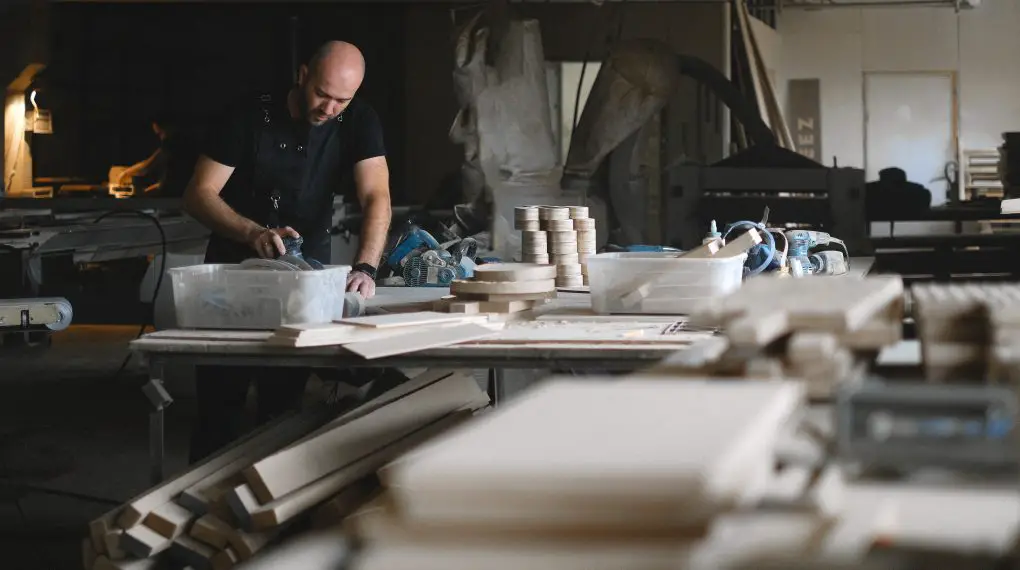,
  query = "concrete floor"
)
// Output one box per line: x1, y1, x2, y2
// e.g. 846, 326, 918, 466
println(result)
1, 325, 193, 570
